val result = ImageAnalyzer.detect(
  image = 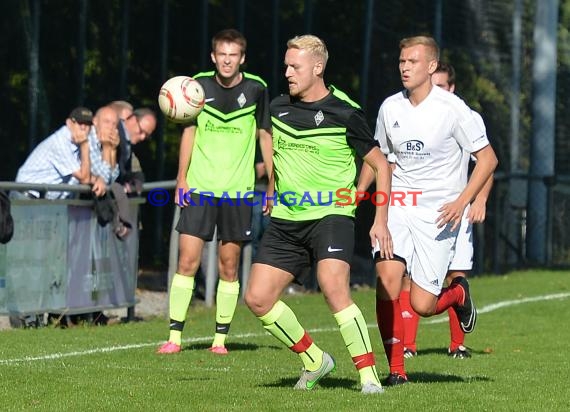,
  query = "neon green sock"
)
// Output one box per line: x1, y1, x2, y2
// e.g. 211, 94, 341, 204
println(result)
334, 303, 380, 385
259, 301, 323, 371
167, 274, 195, 345
212, 280, 240, 347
